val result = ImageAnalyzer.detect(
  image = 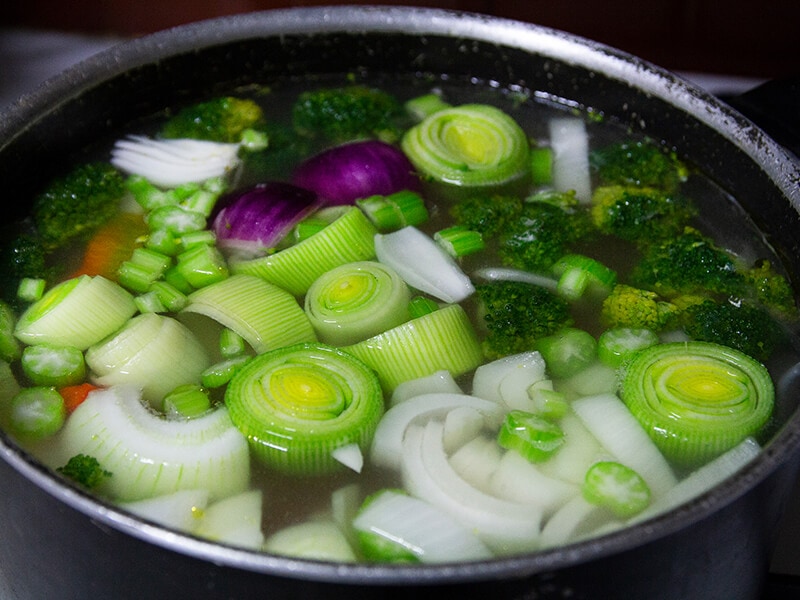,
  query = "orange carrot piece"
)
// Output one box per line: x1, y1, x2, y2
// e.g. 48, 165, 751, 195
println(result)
59, 382, 101, 413
70, 212, 148, 279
